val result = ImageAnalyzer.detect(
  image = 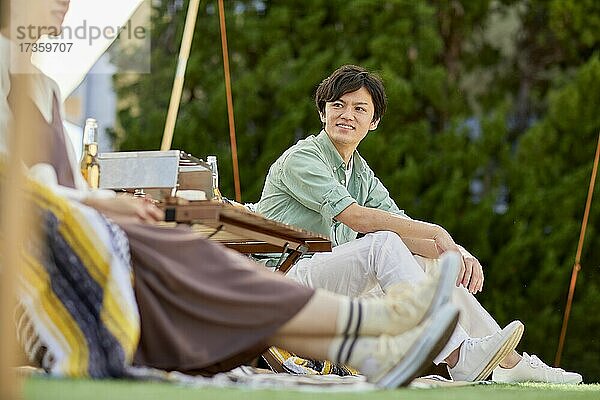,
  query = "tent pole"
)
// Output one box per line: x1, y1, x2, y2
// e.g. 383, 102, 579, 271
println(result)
161, 0, 201, 151
218, 0, 241, 202
555, 132, 600, 366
